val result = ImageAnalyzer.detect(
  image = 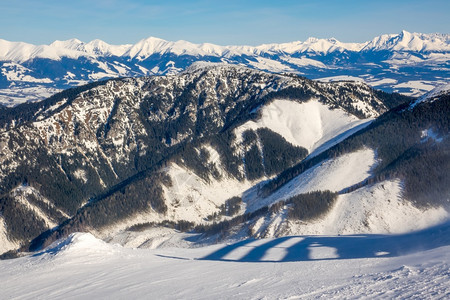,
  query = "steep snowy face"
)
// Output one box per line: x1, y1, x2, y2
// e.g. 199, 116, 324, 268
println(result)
254, 37, 366, 54
234, 99, 372, 153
